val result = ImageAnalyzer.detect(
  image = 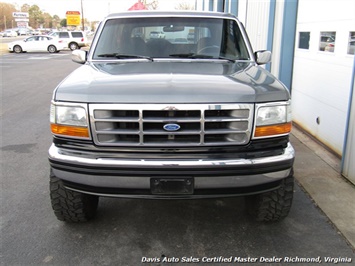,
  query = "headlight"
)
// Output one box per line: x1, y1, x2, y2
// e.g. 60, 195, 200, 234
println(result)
253, 101, 292, 138
50, 103, 90, 139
